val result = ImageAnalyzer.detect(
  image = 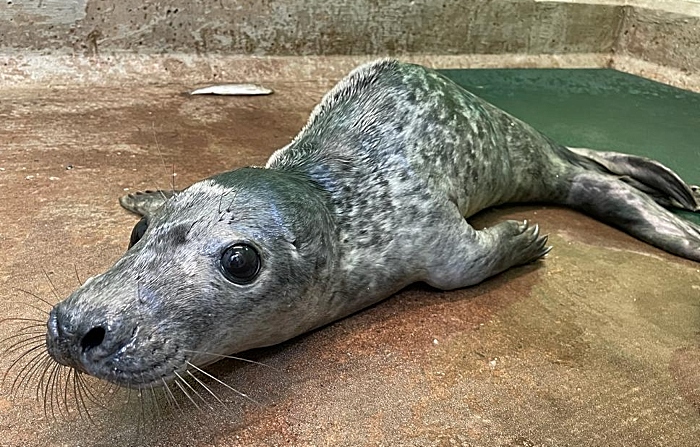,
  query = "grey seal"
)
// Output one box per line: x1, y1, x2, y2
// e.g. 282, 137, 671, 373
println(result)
44, 59, 700, 390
